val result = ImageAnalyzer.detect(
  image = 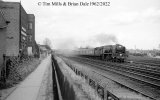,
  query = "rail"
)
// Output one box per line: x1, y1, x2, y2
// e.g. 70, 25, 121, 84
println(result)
65, 56, 160, 100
